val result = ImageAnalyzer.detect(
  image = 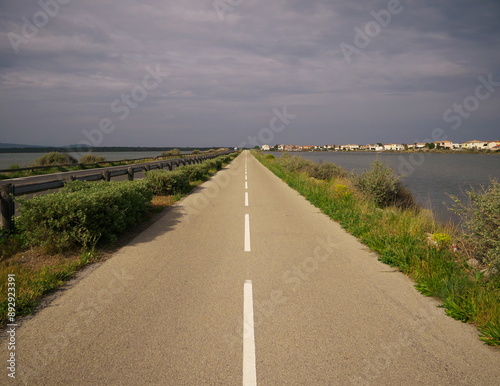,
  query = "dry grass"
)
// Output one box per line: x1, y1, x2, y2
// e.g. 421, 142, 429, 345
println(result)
152, 195, 177, 209
1, 248, 80, 272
